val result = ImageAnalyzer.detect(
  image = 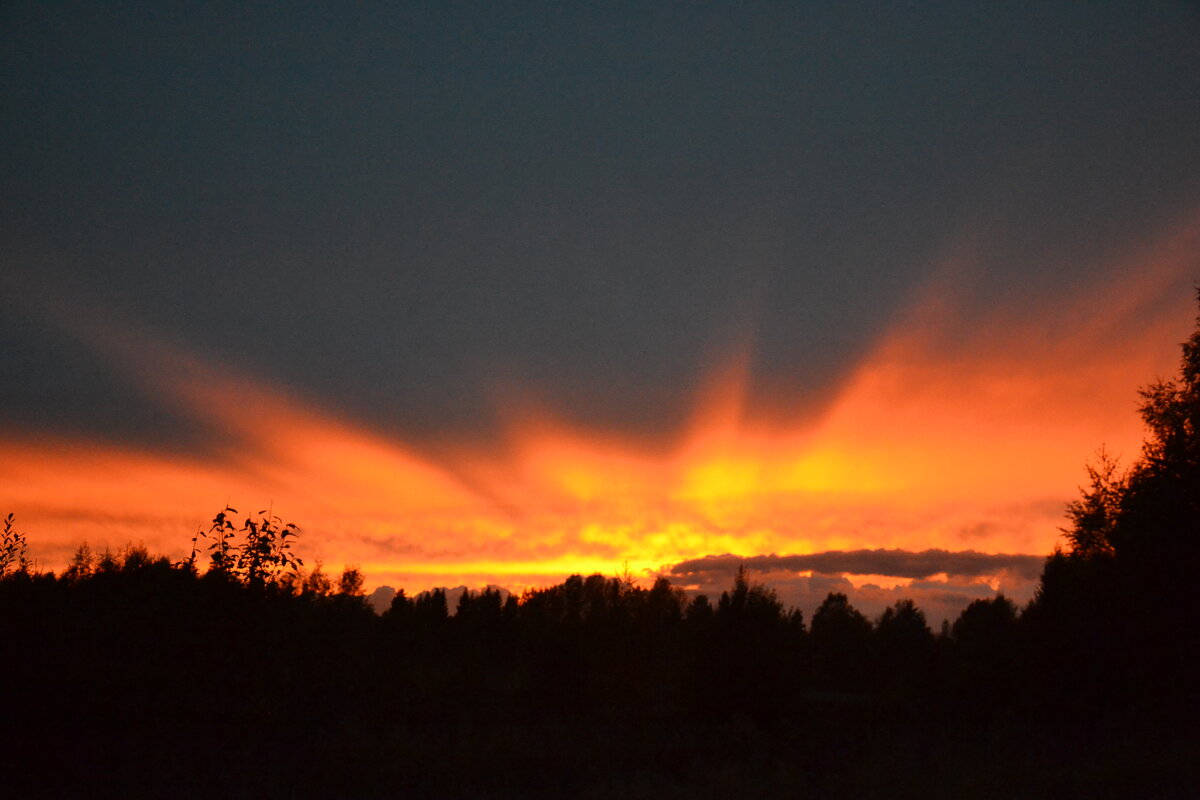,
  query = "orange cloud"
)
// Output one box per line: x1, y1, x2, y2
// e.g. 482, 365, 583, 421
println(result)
3, 213, 1198, 594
